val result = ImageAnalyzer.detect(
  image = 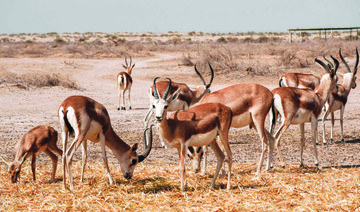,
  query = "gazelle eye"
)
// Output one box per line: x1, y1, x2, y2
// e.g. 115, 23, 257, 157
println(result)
164, 105, 168, 109
152, 105, 155, 108
131, 159, 137, 165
